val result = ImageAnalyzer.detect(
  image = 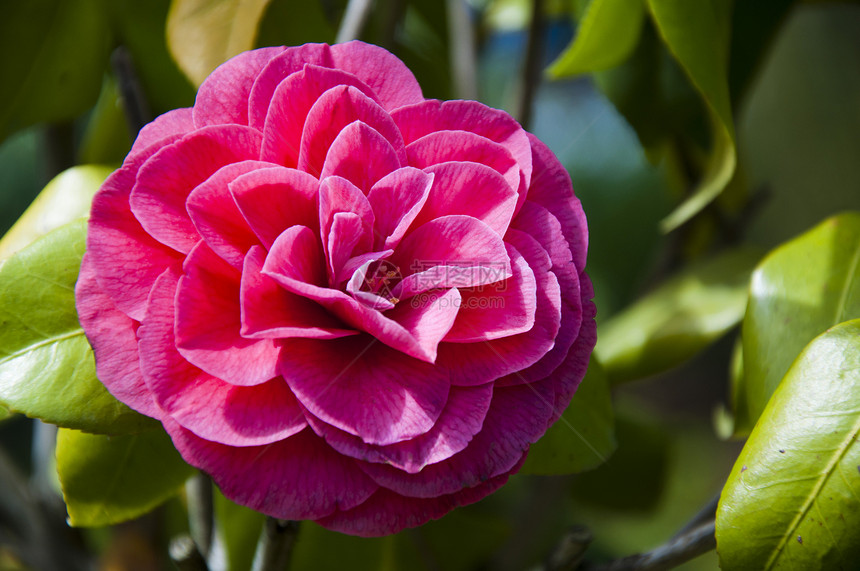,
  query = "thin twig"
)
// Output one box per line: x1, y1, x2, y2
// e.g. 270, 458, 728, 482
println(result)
518, 0, 546, 130
446, 0, 478, 99
251, 518, 301, 571
186, 471, 214, 559
545, 525, 593, 571
170, 534, 210, 571
111, 46, 152, 137
336, 0, 375, 43
670, 493, 719, 541
587, 520, 716, 571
